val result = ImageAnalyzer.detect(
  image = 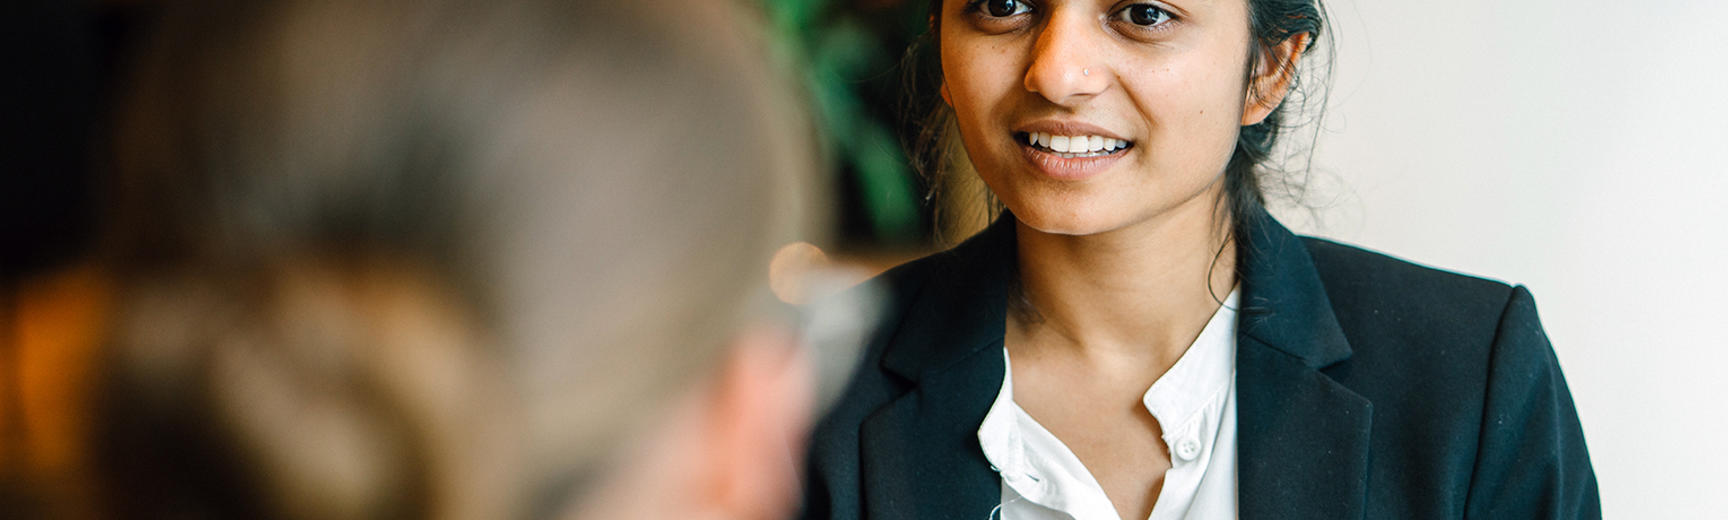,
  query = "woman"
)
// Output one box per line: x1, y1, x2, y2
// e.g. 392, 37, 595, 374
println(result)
92, 1, 822, 519
803, 0, 1599, 518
